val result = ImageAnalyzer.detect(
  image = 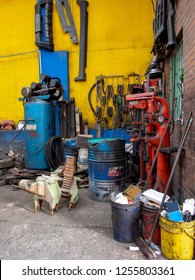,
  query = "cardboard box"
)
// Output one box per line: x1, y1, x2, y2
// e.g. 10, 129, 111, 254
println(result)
123, 185, 142, 202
